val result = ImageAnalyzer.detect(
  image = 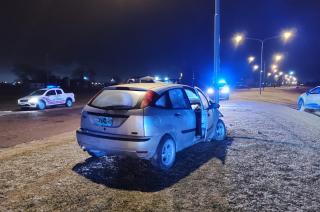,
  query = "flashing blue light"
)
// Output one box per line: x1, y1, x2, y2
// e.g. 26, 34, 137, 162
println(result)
218, 79, 226, 84
164, 77, 169, 81
47, 85, 59, 89
154, 76, 160, 81
83, 76, 89, 80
